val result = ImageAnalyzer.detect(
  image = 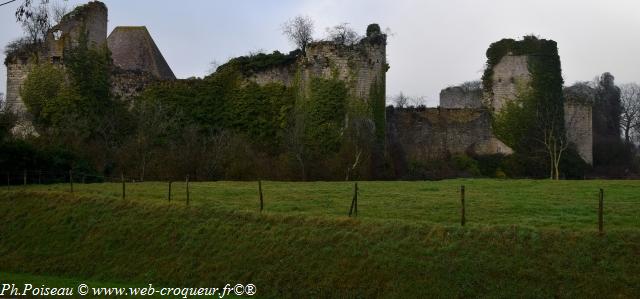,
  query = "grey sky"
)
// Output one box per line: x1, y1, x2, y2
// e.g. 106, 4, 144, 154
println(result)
1, 0, 639, 106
